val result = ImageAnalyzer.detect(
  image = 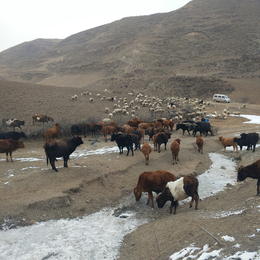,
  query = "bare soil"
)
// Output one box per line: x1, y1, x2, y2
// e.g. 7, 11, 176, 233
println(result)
0, 83, 260, 259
